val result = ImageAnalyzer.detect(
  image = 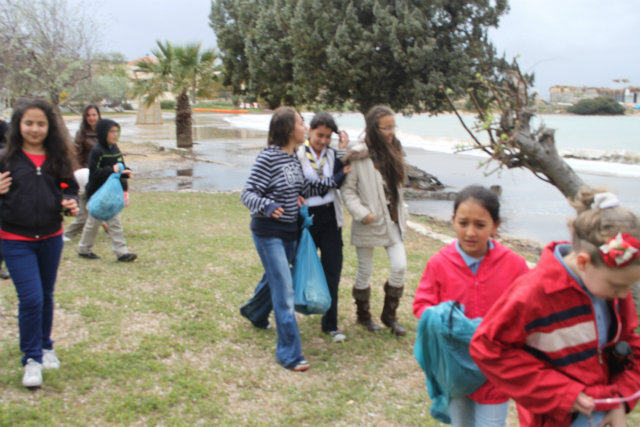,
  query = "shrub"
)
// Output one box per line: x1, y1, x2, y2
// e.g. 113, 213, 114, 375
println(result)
160, 100, 176, 110
567, 97, 625, 115
122, 101, 133, 111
